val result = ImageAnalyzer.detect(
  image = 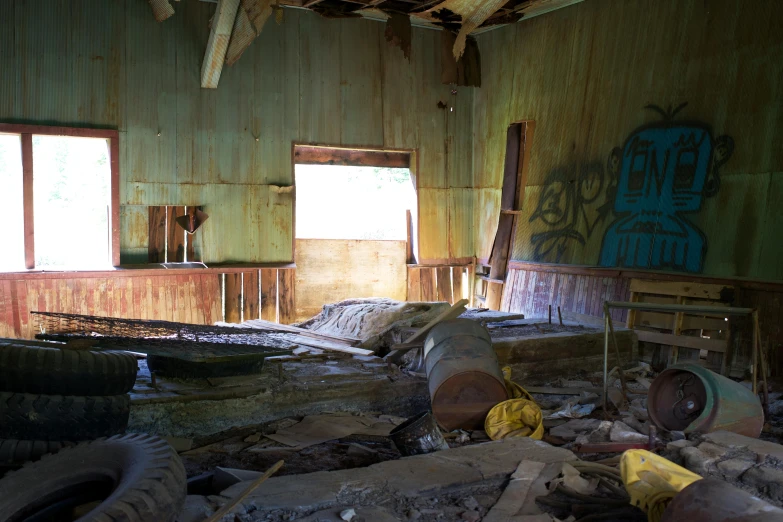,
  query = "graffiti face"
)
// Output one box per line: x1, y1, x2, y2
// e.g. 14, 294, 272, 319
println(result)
600, 120, 733, 273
